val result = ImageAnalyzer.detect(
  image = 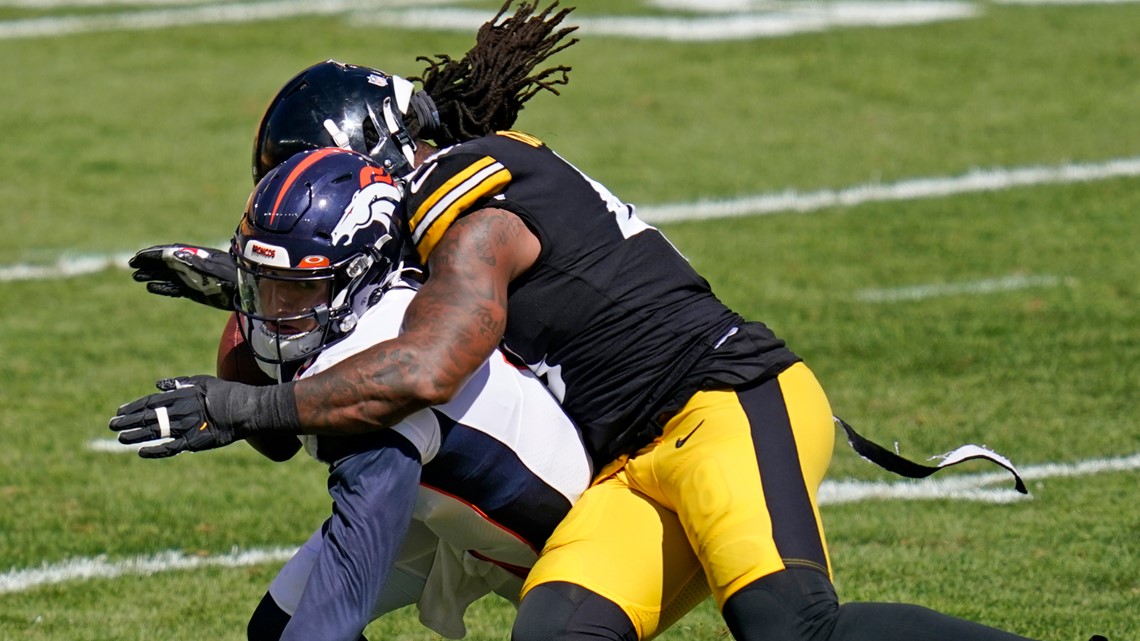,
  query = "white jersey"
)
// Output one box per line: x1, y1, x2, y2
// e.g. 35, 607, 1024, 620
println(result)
271, 279, 592, 638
